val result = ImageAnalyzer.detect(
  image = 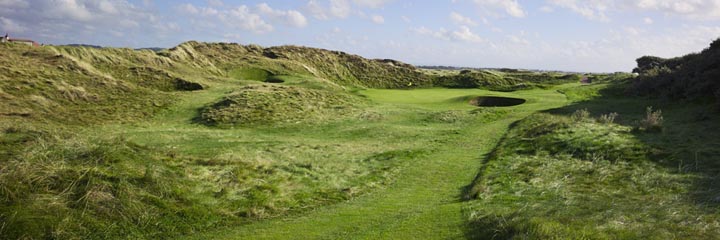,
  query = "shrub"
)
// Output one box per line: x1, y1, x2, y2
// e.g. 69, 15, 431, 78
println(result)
638, 107, 663, 132
598, 112, 619, 124
571, 108, 591, 122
